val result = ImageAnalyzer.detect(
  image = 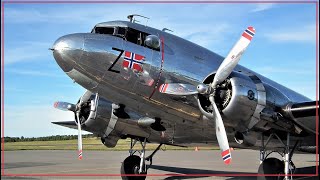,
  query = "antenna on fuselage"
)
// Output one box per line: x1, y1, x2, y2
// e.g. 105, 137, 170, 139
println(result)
162, 28, 173, 33
133, 19, 140, 23
127, 14, 149, 23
